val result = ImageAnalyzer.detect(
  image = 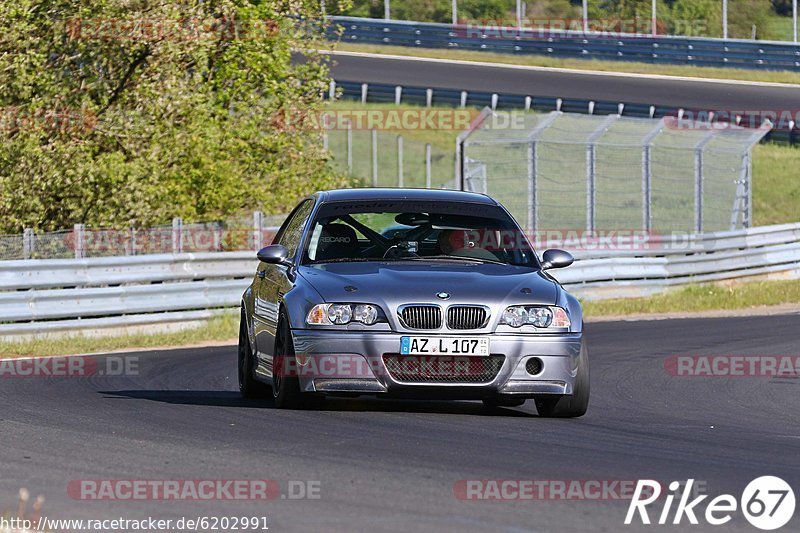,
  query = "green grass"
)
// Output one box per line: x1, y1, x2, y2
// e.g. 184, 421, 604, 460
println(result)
0, 313, 238, 358
582, 279, 800, 317
324, 101, 461, 189
335, 42, 800, 85
752, 143, 800, 226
